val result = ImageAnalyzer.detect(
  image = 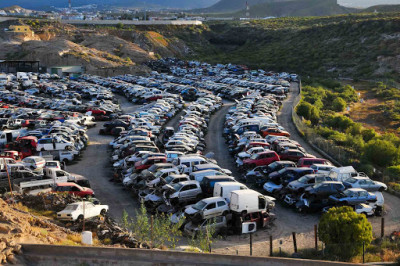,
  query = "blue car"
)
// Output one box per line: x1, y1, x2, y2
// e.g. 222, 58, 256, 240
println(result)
329, 188, 377, 206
